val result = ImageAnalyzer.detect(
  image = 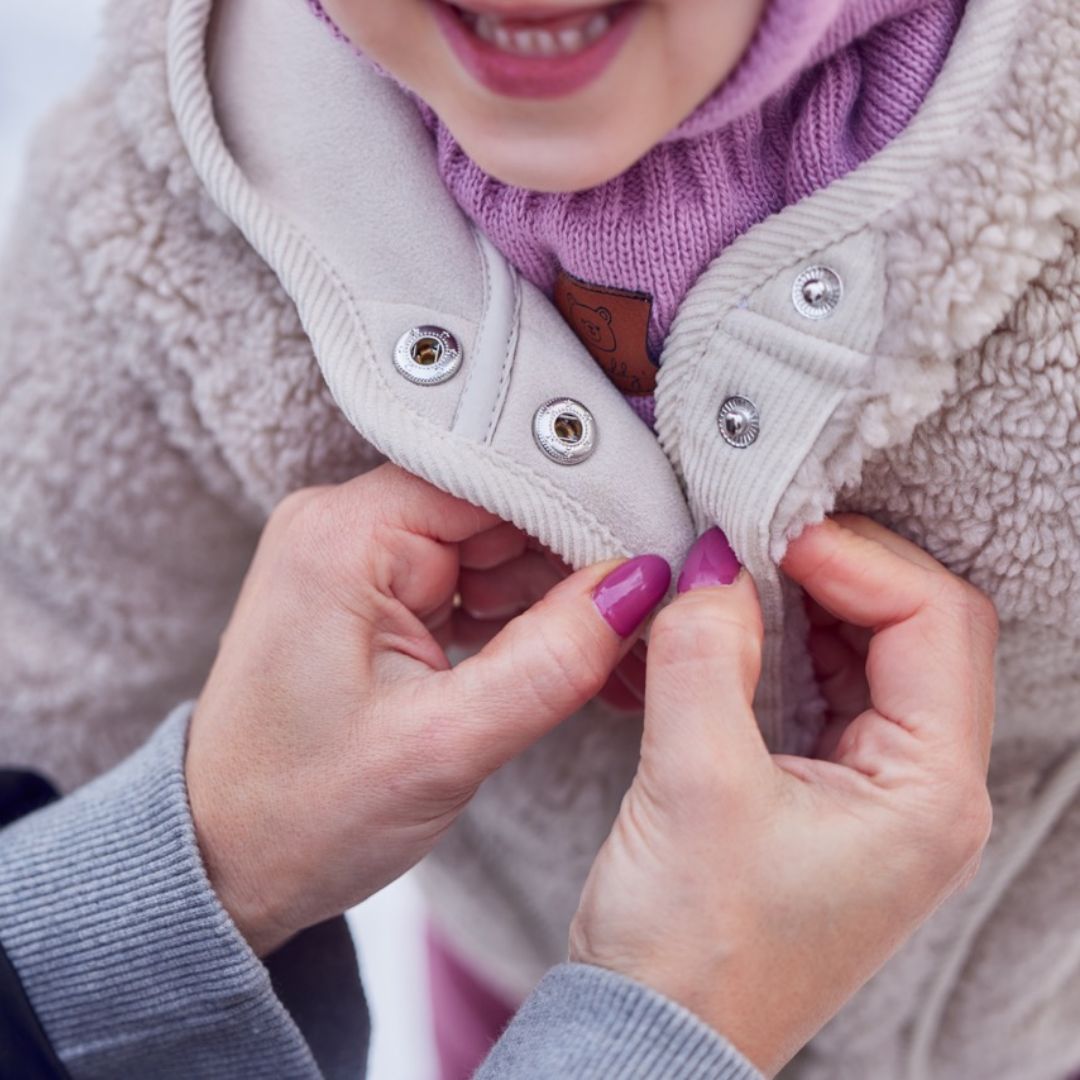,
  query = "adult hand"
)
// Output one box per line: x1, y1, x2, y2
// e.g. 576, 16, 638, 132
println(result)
187, 465, 671, 956
570, 516, 997, 1077
446, 529, 649, 712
